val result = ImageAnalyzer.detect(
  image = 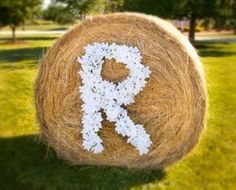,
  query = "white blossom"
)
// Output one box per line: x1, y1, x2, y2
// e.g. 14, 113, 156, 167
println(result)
78, 42, 152, 155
